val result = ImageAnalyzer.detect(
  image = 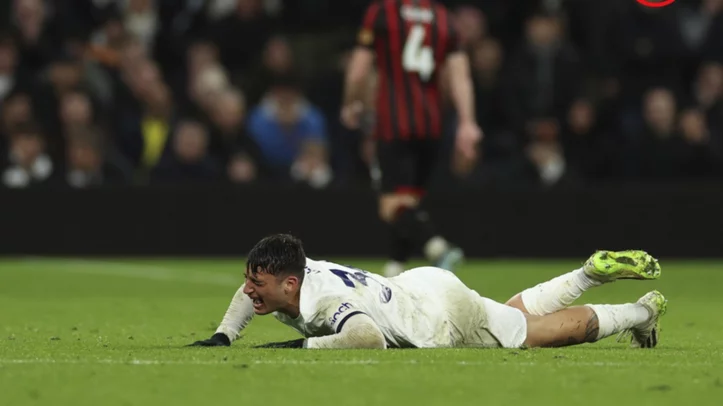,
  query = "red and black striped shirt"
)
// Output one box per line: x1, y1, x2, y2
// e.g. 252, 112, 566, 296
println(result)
358, 0, 462, 142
